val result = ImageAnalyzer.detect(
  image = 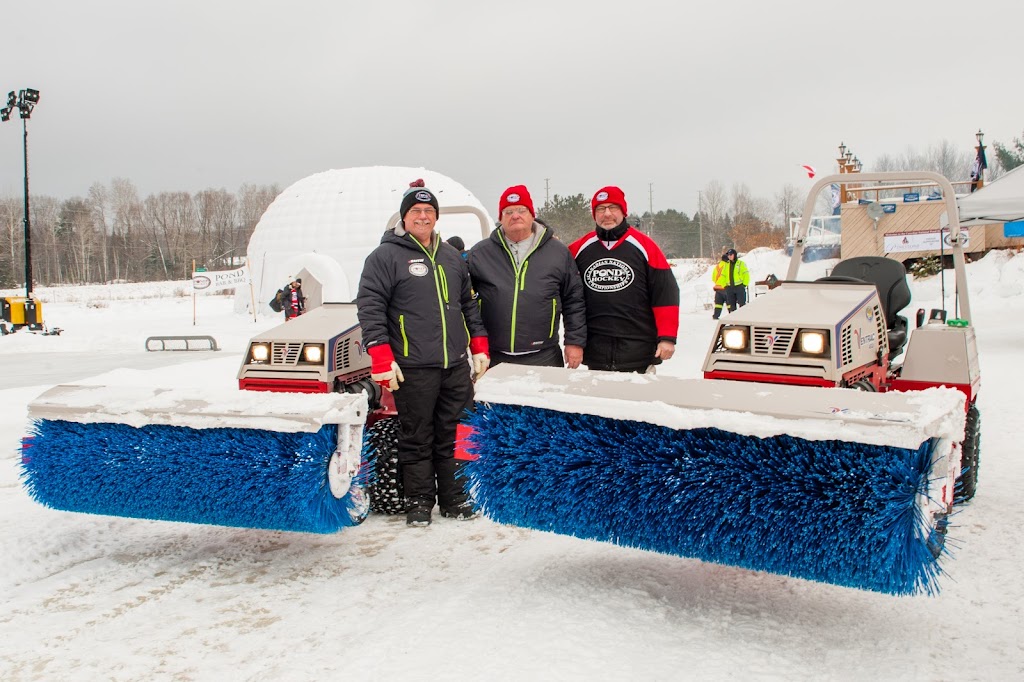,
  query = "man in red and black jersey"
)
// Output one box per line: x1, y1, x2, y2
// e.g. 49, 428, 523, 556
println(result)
568, 186, 679, 373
